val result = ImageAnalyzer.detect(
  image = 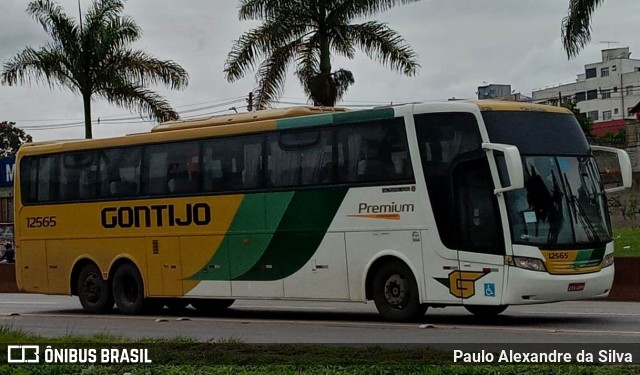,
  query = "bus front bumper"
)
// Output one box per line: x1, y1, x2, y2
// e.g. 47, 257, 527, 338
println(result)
503, 265, 614, 305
